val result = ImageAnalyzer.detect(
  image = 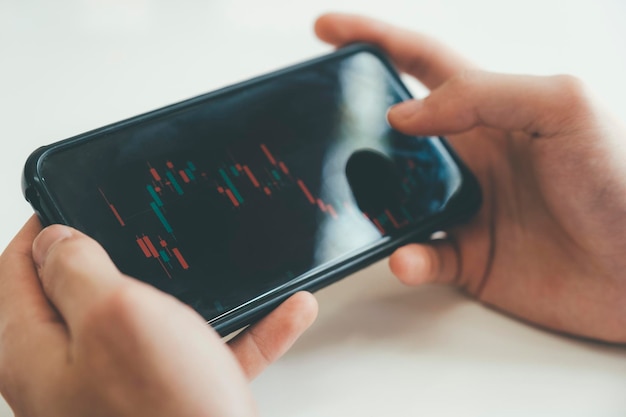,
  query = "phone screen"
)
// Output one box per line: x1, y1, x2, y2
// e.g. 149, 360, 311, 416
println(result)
36, 49, 462, 321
